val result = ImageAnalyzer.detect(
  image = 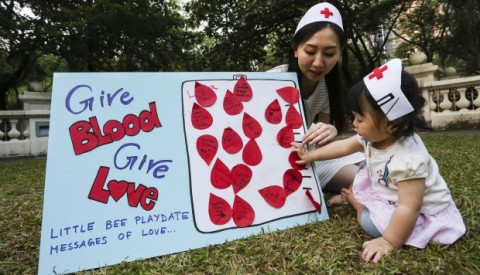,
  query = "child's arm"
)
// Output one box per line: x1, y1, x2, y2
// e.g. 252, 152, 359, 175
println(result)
291, 135, 362, 165
362, 178, 425, 263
